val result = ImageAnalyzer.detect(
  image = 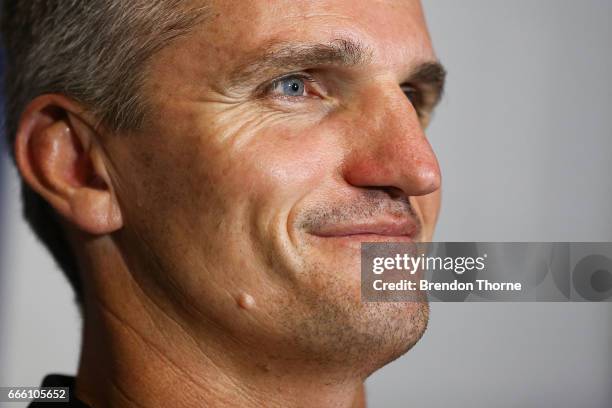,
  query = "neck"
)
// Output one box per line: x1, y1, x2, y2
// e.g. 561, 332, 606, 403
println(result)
74, 239, 367, 408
